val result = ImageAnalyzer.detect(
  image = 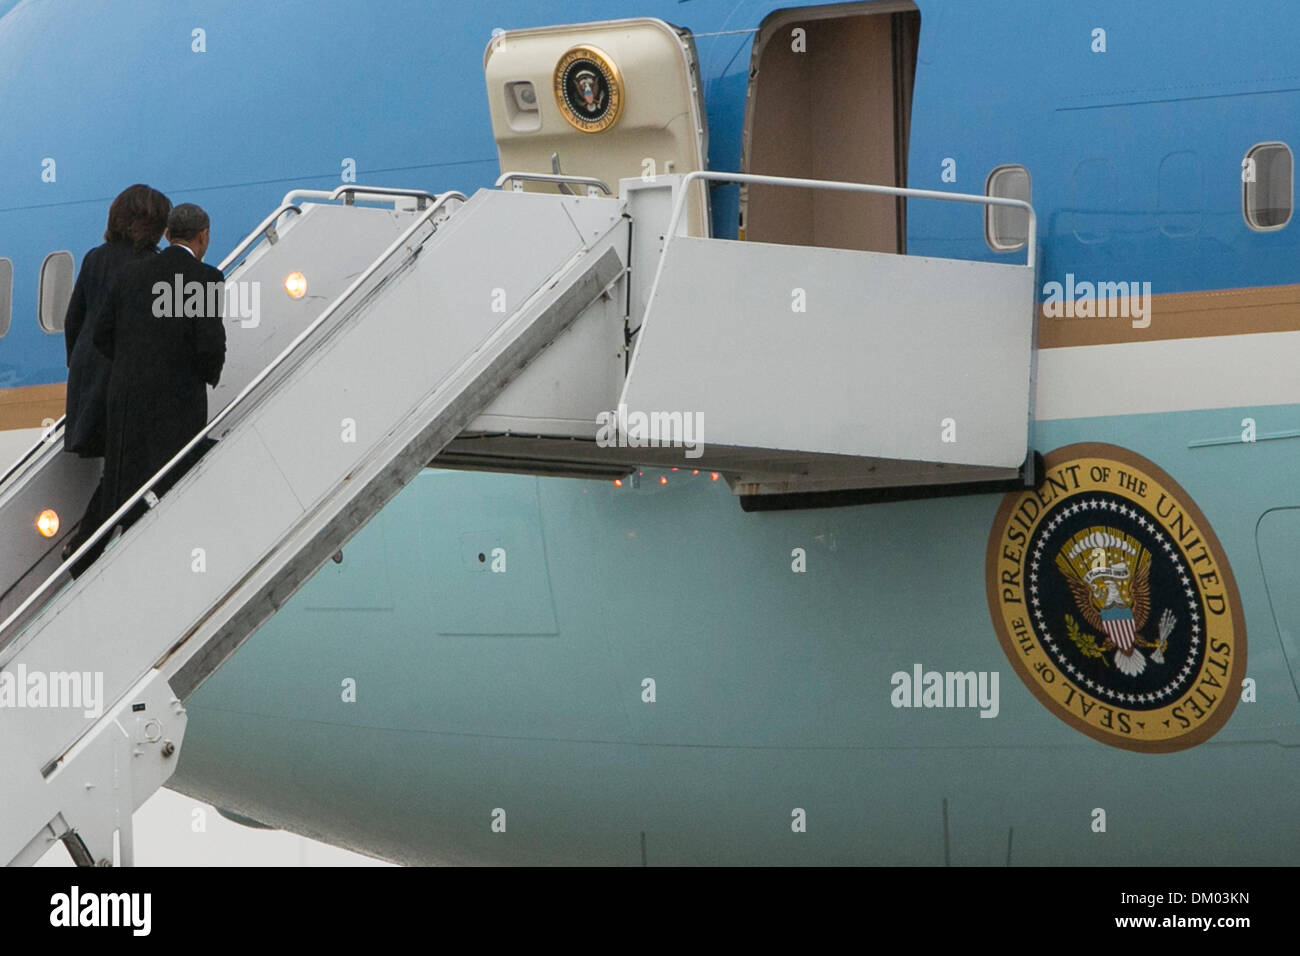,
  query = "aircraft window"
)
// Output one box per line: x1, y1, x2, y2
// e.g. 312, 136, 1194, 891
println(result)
985, 164, 1031, 251
0, 258, 12, 338
38, 250, 74, 333
1243, 142, 1292, 231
